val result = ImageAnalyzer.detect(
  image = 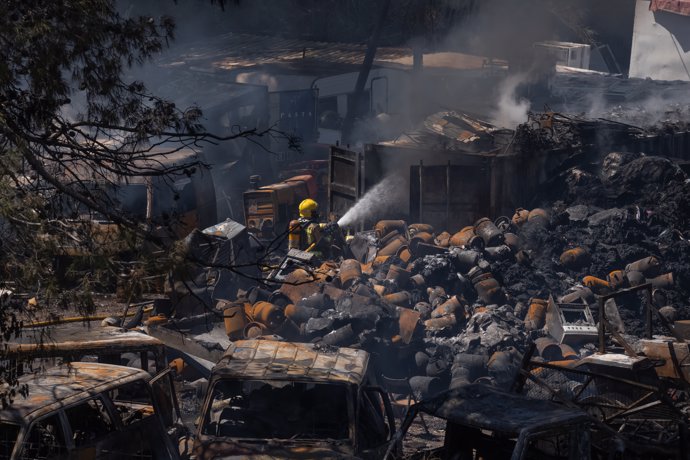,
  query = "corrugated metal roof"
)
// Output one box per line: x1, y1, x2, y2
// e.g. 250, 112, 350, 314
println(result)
161, 32, 411, 71
213, 340, 369, 385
